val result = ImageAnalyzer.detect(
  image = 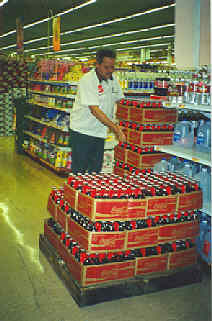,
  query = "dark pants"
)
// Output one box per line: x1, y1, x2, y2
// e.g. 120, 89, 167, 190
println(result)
69, 129, 105, 174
